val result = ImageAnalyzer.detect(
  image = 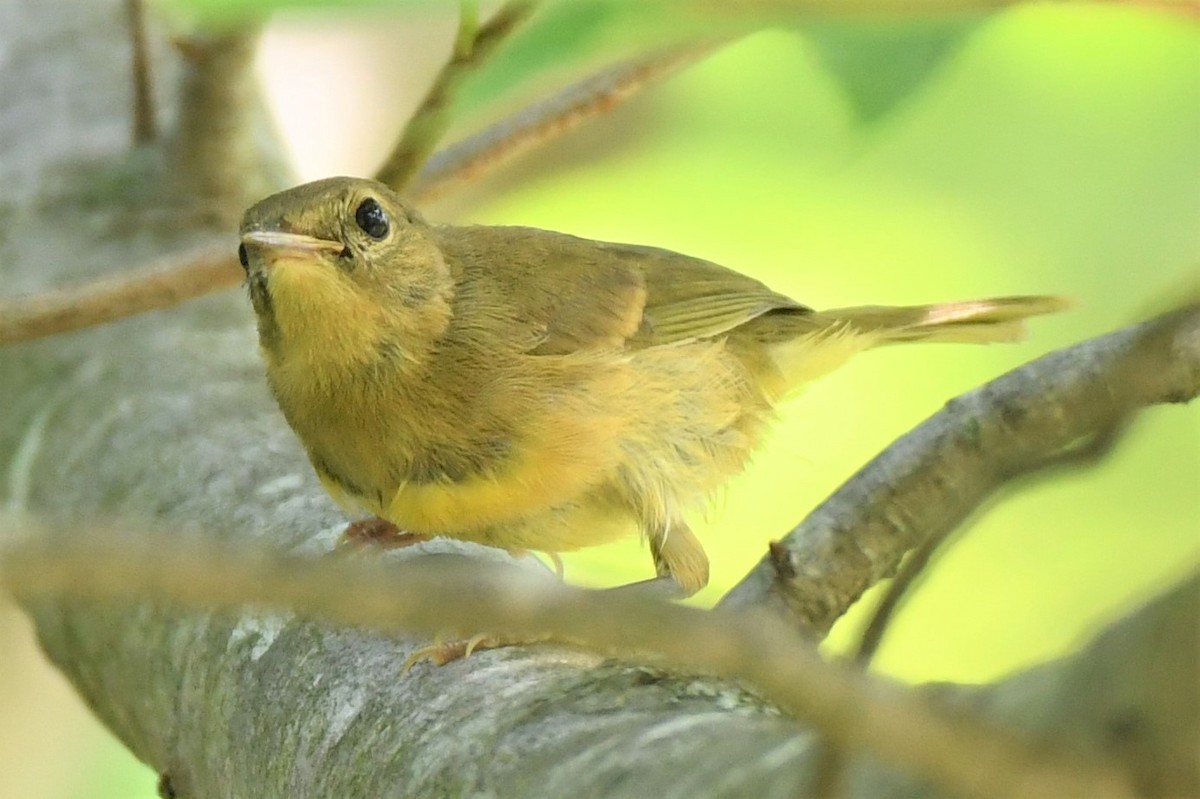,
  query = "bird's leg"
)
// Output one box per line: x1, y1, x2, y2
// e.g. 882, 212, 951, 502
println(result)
604, 521, 709, 600
545, 550, 565, 579
402, 527, 707, 672
336, 517, 430, 550
401, 550, 564, 671
507, 549, 564, 579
